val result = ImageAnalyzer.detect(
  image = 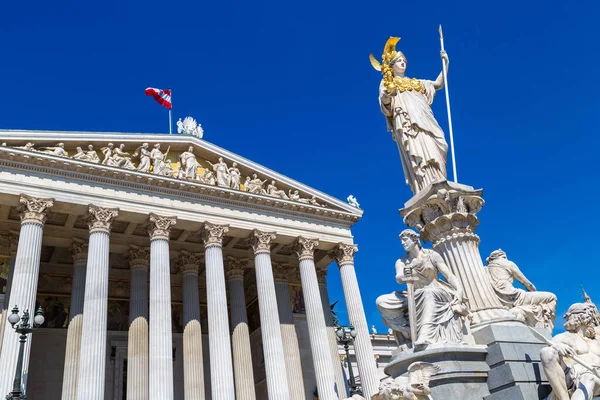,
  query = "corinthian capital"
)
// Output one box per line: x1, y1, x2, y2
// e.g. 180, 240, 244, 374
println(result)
200, 222, 229, 247
333, 243, 358, 266
146, 213, 177, 240
316, 267, 328, 284
19, 194, 54, 225
87, 205, 119, 233
71, 238, 89, 263
128, 245, 150, 270
249, 230, 276, 254
224, 256, 248, 279
293, 237, 319, 261
0, 232, 18, 256
272, 262, 292, 281
178, 250, 204, 274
